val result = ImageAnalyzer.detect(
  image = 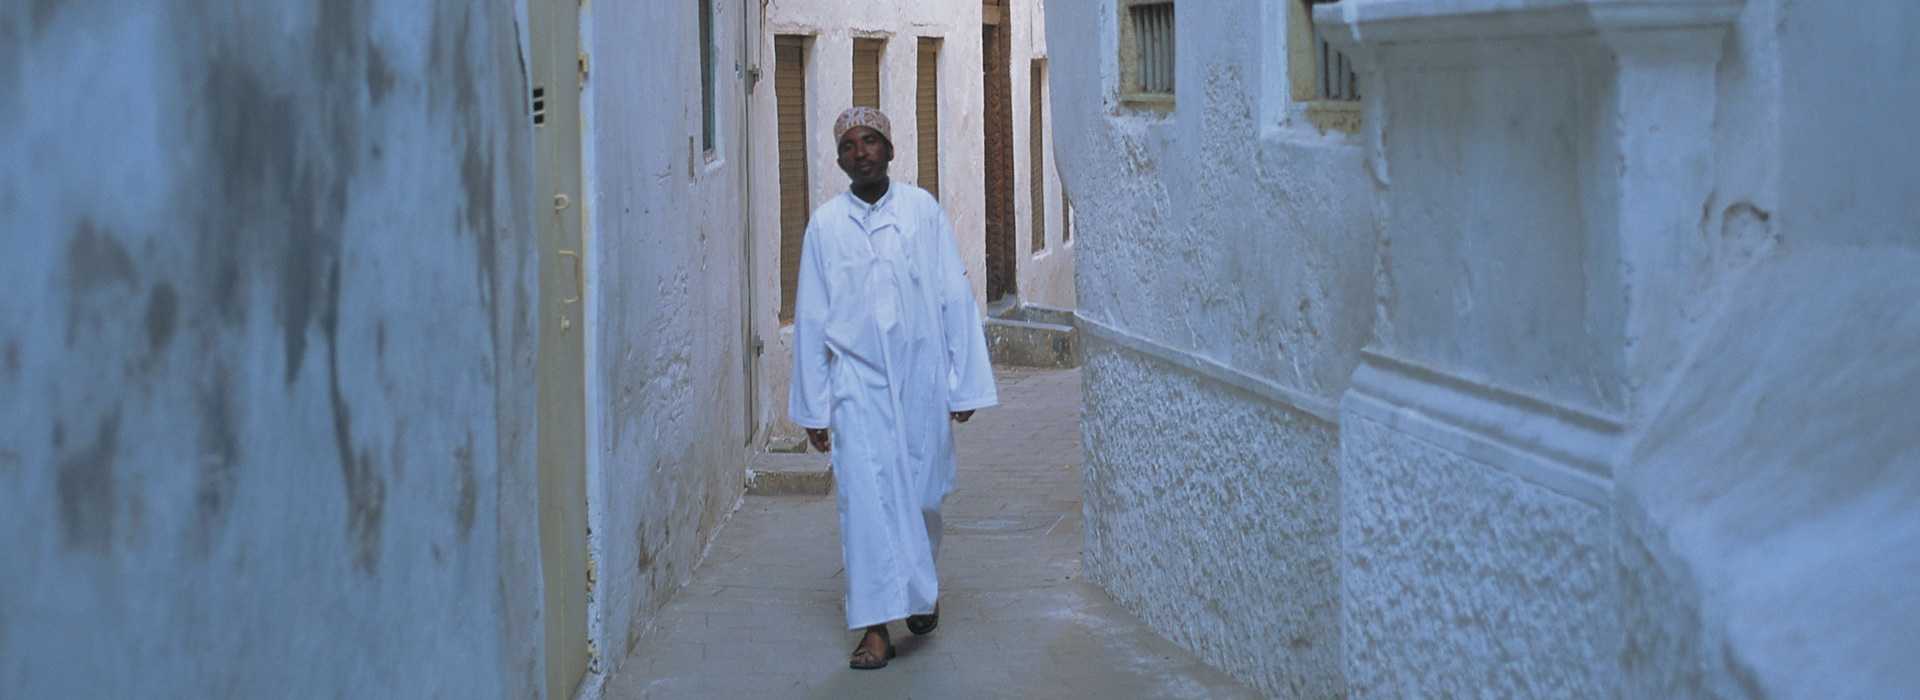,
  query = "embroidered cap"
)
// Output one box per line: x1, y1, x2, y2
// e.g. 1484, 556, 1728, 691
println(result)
833, 106, 893, 145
